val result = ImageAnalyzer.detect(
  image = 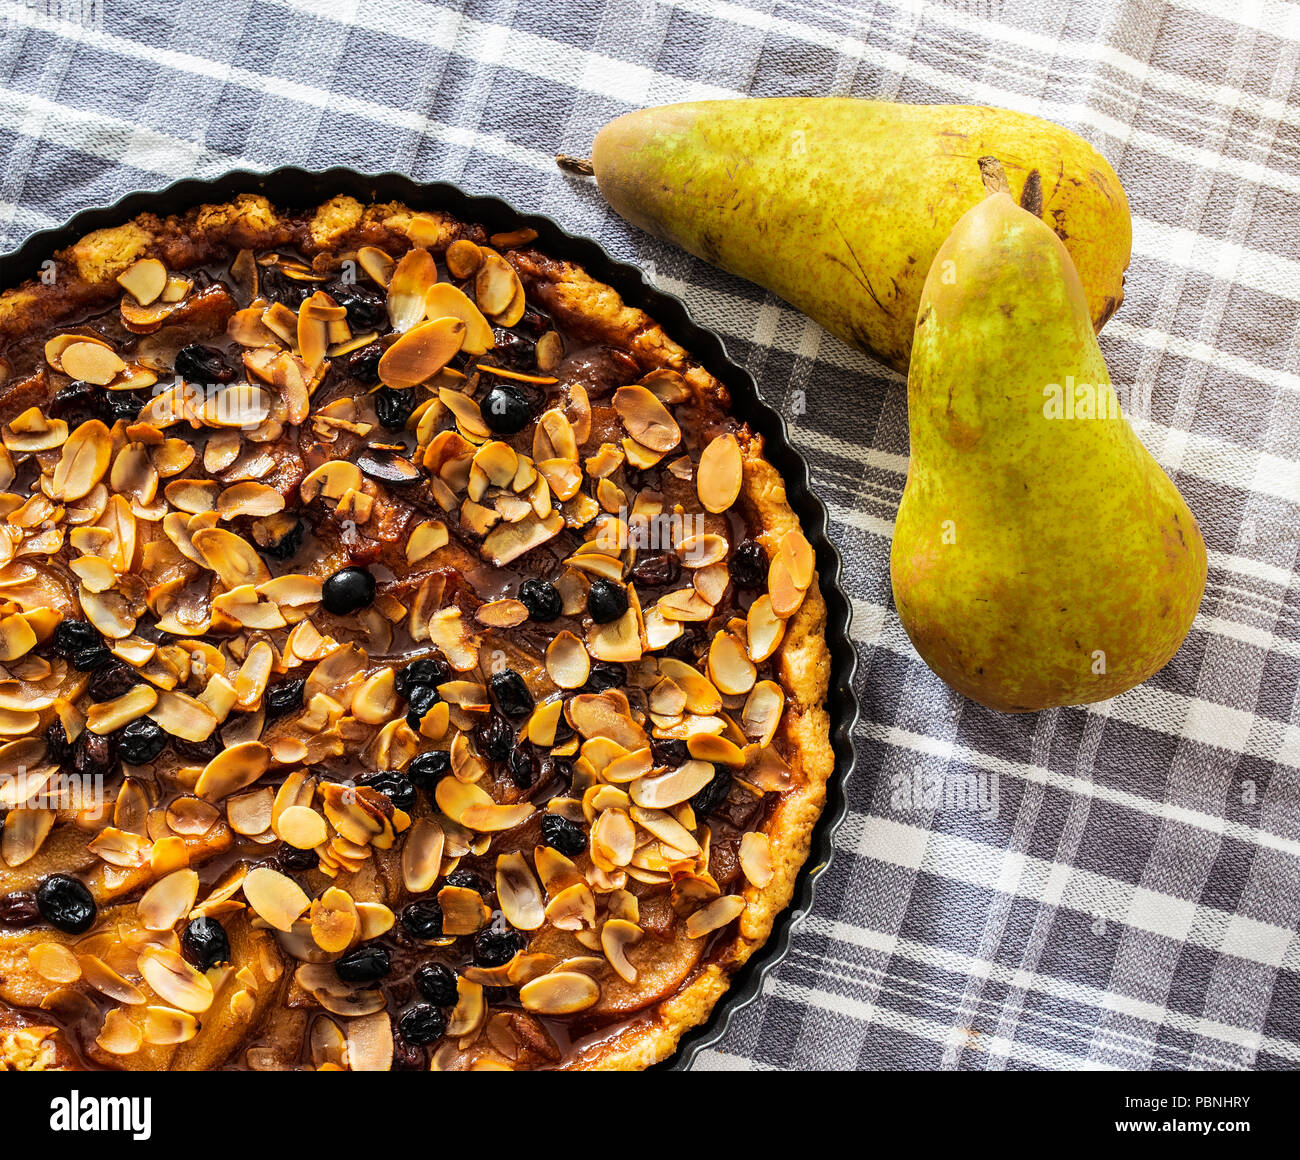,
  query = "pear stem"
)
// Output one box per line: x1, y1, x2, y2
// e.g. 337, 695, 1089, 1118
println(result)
556, 154, 595, 176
